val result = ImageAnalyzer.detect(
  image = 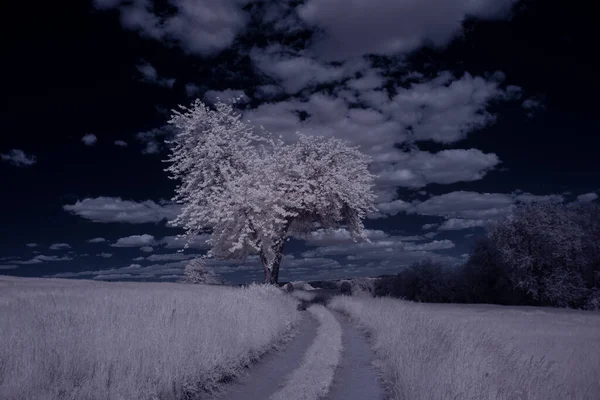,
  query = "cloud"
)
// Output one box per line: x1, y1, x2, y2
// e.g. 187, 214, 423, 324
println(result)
135, 125, 176, 154
249, 46, 366, 94
0, 265, 18, 270
412, 191, 515, 220
1, 149, 36, 167
370, 199, 413, 218
15, 255, 73, 264
298, 228, 389, 246
421, 223, 438, 230
63, 197, 180, 224
140, 246, 154, 253
403, 239, 455, 251
295, 0, 517, 61
185, 83, 201, 97
159, 234, 211, 250
97, 252, 113, 258
111, 234, 155, 248
81, 133, 97, 146
93, 0, 251, 55
145, 253, 200, 262
87, 237, 107, 243
375, 148, 500, 189
301, 234, 451, 259
437, 218, 487, 231
26, 243, 38, 248
522, 97, 544, 117
577, 192, 598, 203
49, 243, 71, 250
379, 72, 511, 144
114, 140, 128, 147
203, 89, 248, 105
406, 191, 565, 224
136, 62, 176, 87
241, 70, 510, 202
